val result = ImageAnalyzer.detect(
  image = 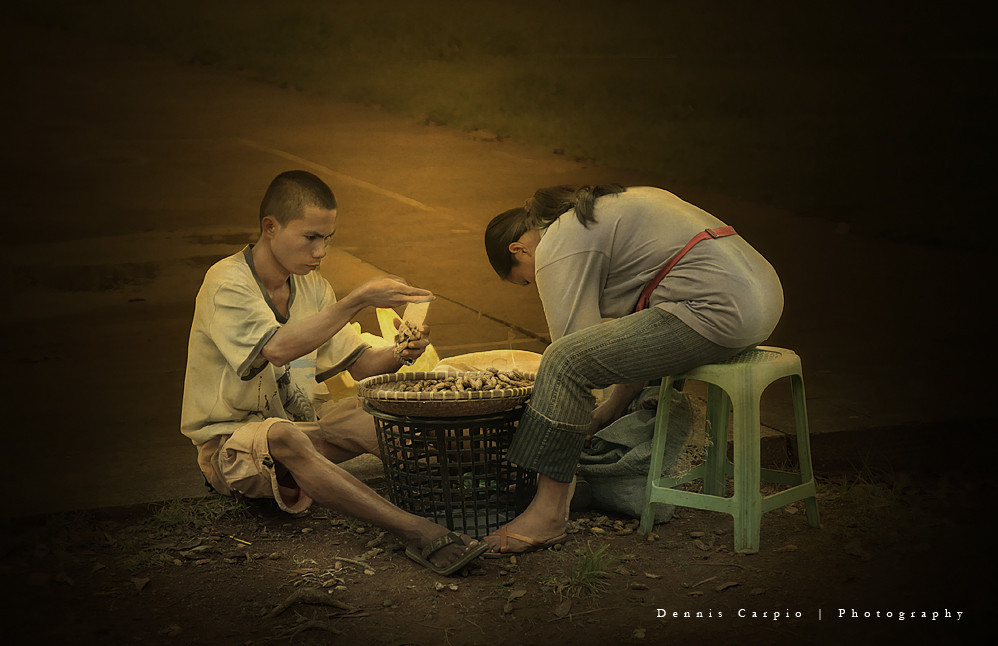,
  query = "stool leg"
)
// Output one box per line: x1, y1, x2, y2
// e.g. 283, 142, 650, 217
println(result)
703, 384, 730, 496
791, 374, 821, 528
732, 393, 762, 553
640, 377, 675, 534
